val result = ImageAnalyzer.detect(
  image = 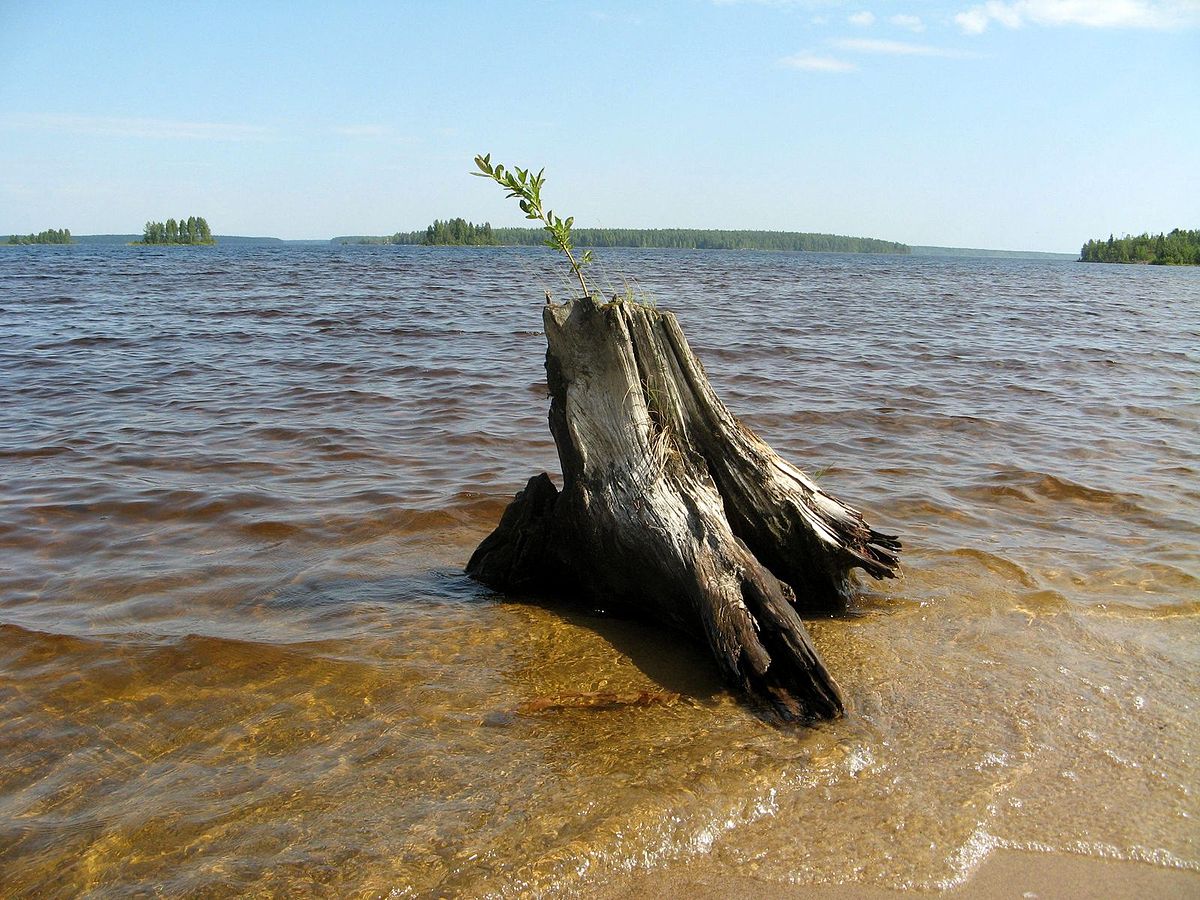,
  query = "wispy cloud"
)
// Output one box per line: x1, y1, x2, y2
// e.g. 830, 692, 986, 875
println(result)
782, 30, 983, 72
780, 52, 858, 72
2, 114, 272, 141
831, 37, 982, 57
890, 13, 926, 31
848, 10, 876, 25
955, 0, 1200, 34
